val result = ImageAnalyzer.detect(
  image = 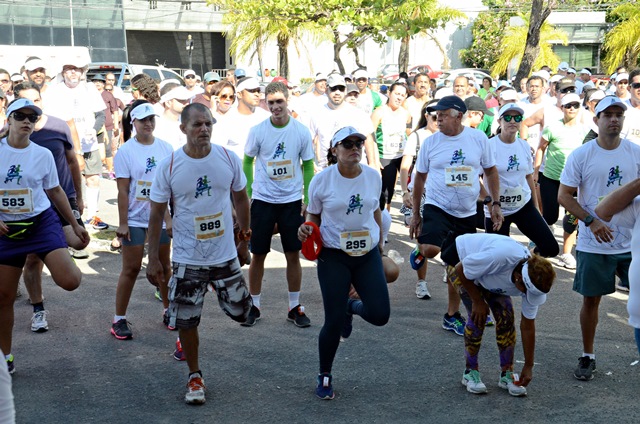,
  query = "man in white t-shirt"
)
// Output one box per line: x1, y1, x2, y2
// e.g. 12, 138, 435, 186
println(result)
404, 73, 431, 131
558, 96, 640, 382
154, 83, 193, 150
621, 68, 640, 144
409, 95, 503, 336
354, 69, 383, 116
146, 103, 253, 405
613, 73, 631, 102
241, 81, 315, 327
298, 73, 329, 117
